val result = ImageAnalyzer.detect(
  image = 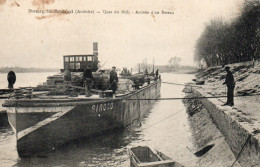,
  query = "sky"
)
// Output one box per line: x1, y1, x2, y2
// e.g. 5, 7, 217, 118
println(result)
0, 0, 244, 69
